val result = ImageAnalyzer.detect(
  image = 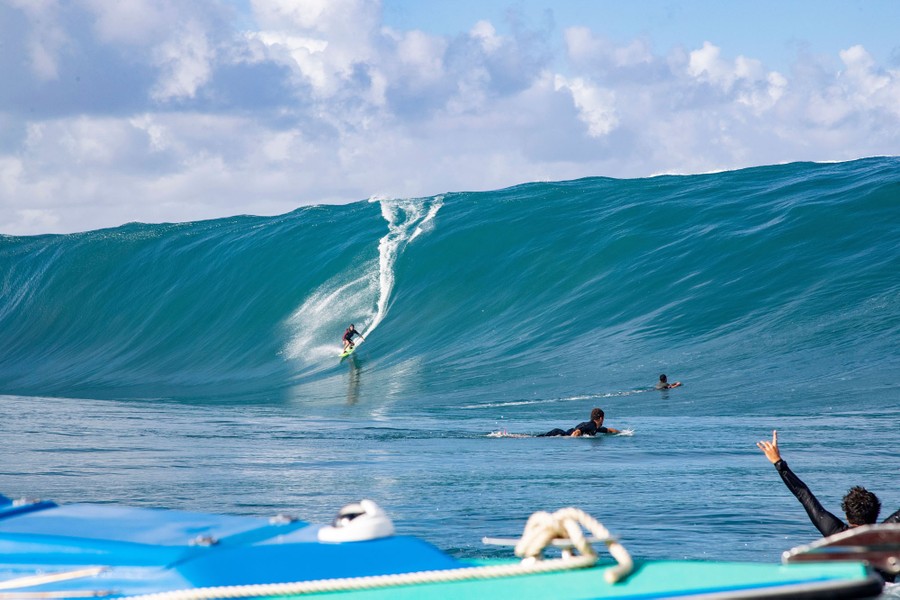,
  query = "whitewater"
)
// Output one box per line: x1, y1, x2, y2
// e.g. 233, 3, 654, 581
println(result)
1, 157, 898, 569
